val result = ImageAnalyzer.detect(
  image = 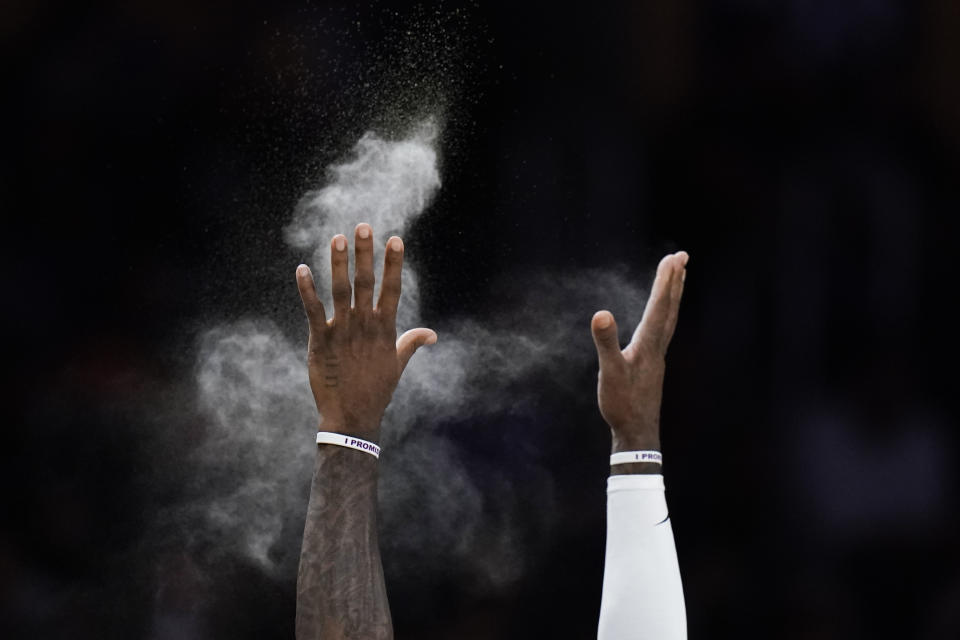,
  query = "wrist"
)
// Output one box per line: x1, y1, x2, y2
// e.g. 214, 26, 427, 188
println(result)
317, 417, 381, 443
610, 430, 660, 454
610, 429, 661, 475
313, 428, 382, 473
